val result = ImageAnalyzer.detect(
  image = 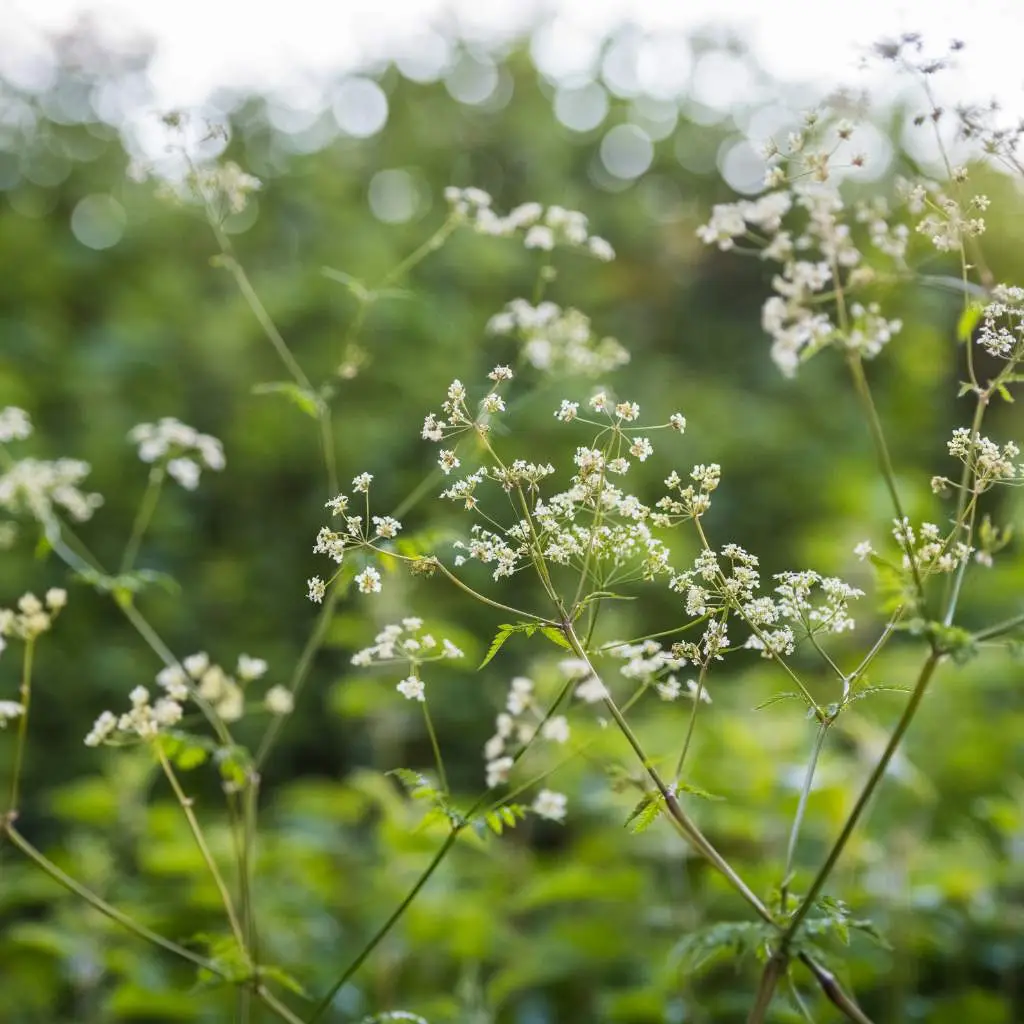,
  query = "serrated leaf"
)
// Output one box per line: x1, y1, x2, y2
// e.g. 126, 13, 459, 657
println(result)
754, 691, 802, 710
676, 779, 724, 801
846, 684, 910, 704
624, 793, 664, 834
479, 626, 516, 669
539, 626, 571, 651
996, 382, 1015, 403
386, 768, 437, 802
251, 381, 322, 419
